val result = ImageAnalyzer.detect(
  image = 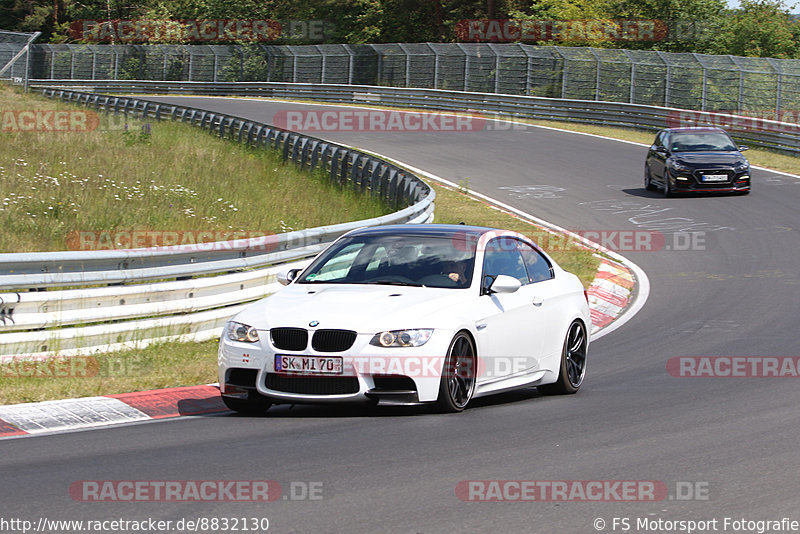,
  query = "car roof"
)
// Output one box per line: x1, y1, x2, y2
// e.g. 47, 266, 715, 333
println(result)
663, 127, 729, 134
345, 224, 495, 239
